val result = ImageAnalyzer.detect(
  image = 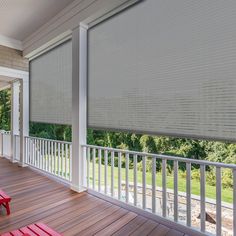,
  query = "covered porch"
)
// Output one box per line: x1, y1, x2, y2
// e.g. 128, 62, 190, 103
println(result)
0, 0, 236, 236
